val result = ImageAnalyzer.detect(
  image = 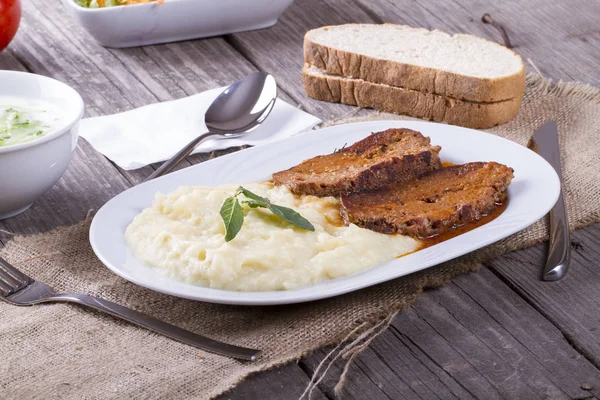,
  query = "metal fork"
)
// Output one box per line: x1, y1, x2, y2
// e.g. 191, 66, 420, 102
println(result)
0, 256, 261, 361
